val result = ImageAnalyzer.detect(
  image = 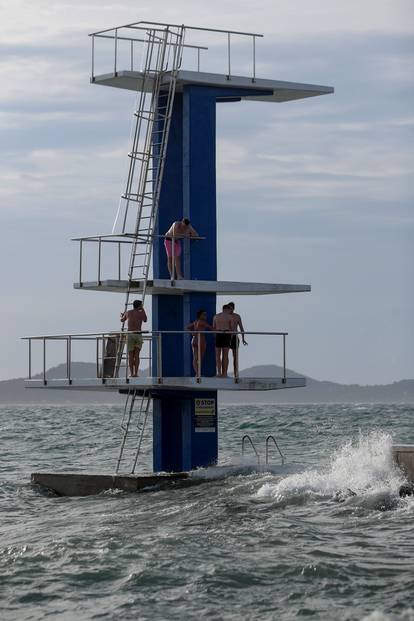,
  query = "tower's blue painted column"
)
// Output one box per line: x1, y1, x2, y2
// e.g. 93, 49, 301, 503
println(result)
152, 85, 269, 472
